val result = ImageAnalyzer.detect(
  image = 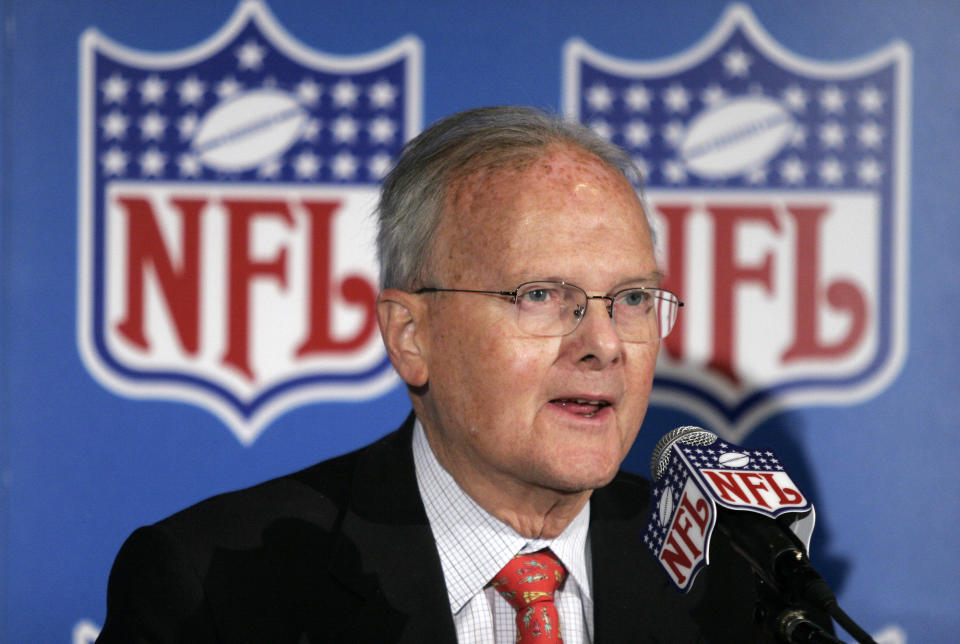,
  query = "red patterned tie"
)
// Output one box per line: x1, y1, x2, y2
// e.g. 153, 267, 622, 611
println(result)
492, 549, 567, 643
